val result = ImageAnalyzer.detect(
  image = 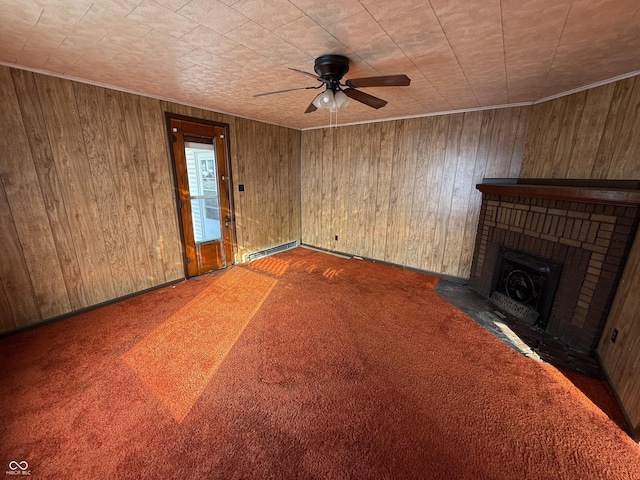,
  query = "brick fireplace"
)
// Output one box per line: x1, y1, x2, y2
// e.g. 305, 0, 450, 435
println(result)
470, 180, 640, 355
